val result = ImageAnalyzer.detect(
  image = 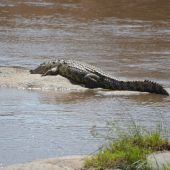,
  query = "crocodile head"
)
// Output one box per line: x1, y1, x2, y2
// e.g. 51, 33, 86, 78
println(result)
30, 60, 60, 74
